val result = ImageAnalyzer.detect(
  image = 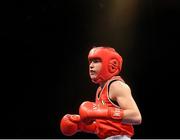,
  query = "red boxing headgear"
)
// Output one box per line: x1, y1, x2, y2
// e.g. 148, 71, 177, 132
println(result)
88, 47, 123, 84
